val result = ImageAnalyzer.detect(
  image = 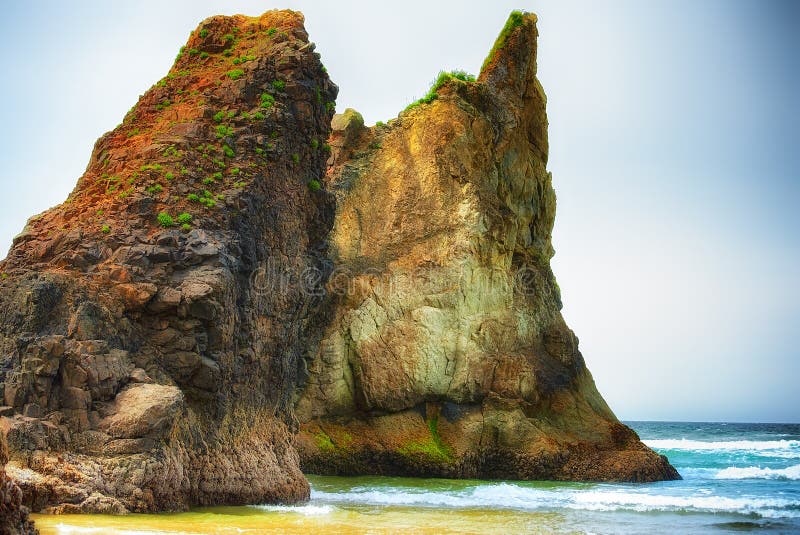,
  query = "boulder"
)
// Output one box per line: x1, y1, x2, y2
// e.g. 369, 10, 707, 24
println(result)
98, 384, 184, 439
